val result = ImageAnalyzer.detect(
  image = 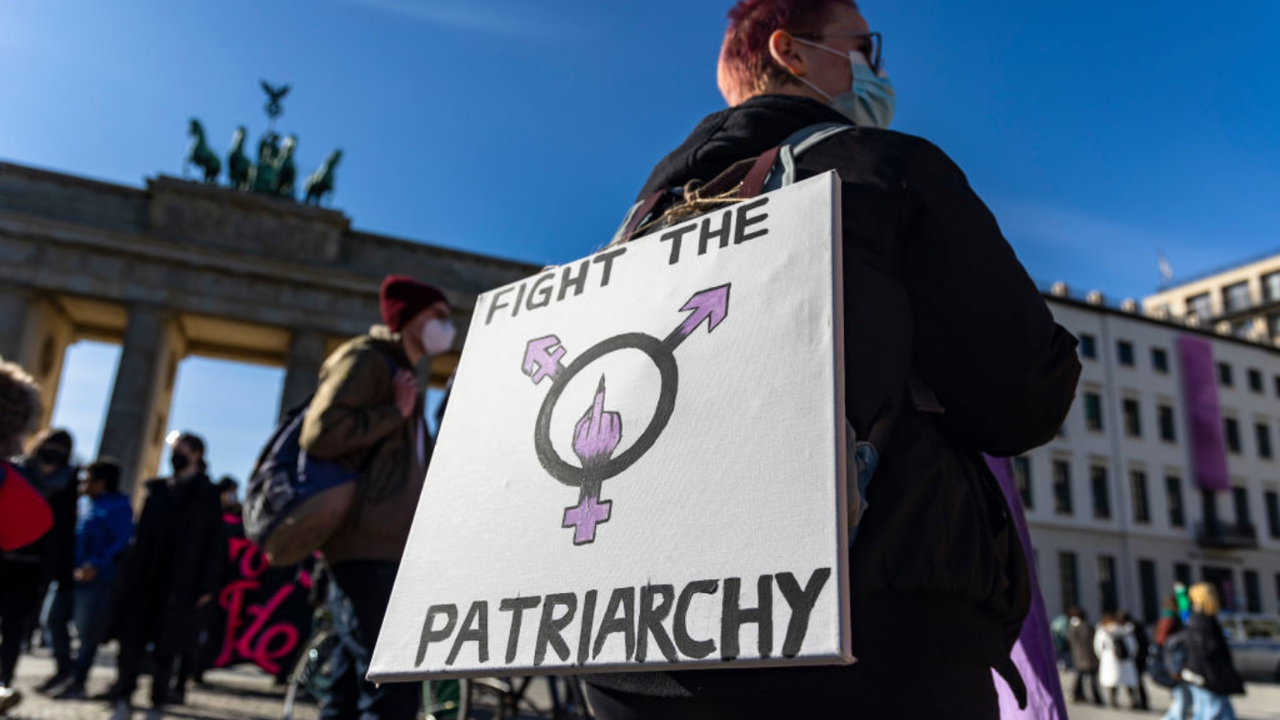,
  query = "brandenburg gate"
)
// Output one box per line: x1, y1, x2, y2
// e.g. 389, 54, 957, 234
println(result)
0, 161, 538, 493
